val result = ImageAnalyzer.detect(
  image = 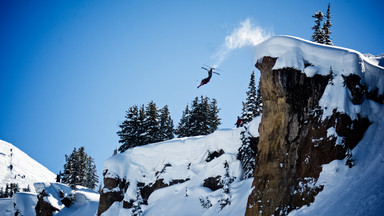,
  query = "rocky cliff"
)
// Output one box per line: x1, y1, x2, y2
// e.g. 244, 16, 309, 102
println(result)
245, 36, 383, 216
